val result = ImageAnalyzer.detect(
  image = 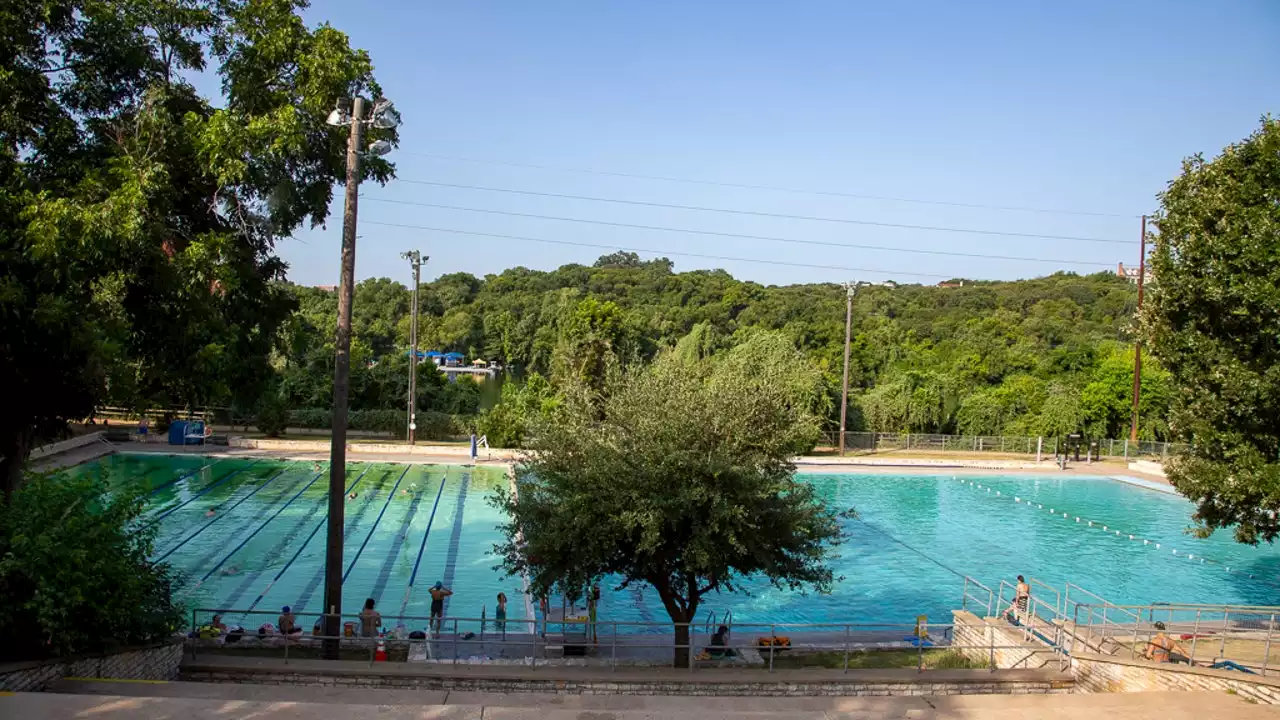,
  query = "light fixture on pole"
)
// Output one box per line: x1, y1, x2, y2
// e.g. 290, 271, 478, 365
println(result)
322, 93, 400, 658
